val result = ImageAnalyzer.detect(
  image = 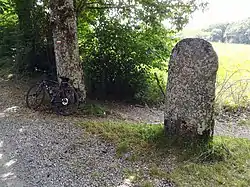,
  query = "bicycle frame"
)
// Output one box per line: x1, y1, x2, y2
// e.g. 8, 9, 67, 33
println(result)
42, 79, 71, 104
26, 72, 79, 115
